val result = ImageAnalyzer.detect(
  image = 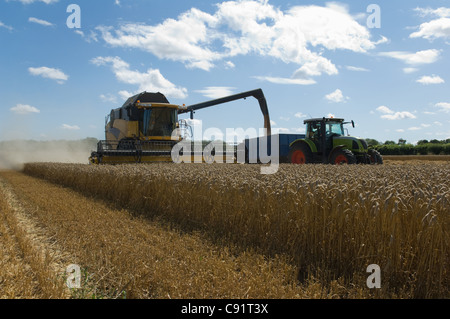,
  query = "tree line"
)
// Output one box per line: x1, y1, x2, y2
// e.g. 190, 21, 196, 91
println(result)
365, 138, 450, 155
